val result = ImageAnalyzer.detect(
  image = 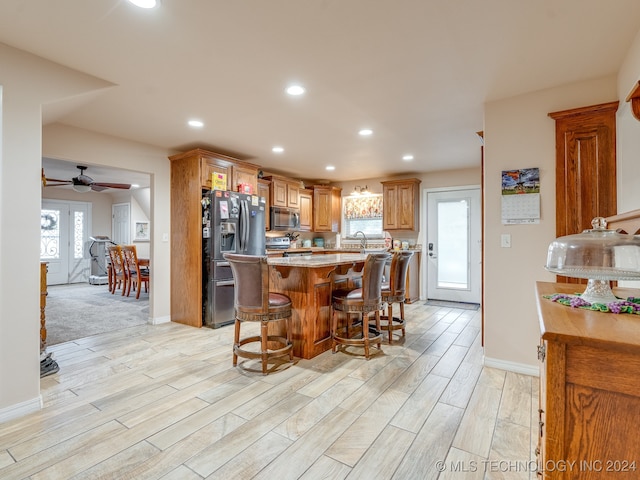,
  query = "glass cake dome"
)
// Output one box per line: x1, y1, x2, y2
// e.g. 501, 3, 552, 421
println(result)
545, 217, 640, 303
